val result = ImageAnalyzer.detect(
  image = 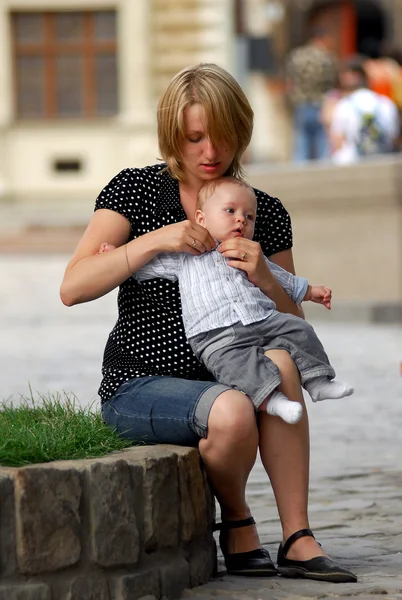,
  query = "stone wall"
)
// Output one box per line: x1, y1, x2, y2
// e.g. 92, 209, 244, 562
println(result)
0, 445, 216, 600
